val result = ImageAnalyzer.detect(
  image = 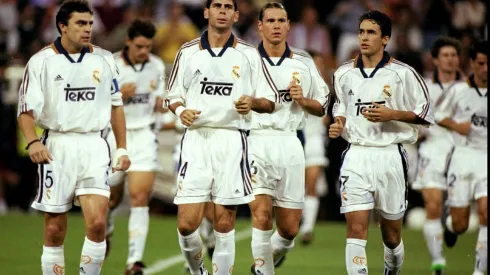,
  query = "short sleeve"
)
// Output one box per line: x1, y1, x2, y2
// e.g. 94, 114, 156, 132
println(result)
434, 86, 459, 123
332, 72, 347, 118
17, 59, 44, 119
105, 54, 123, 106
308, 63, 330, 112
165, 45, 187, 106
403, 68, 434, 125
